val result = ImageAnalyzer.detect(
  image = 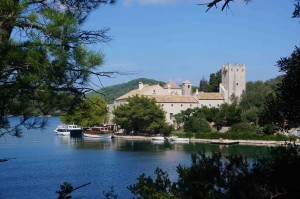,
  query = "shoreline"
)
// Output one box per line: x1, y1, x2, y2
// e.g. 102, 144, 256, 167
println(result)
112, 134, 300, 146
